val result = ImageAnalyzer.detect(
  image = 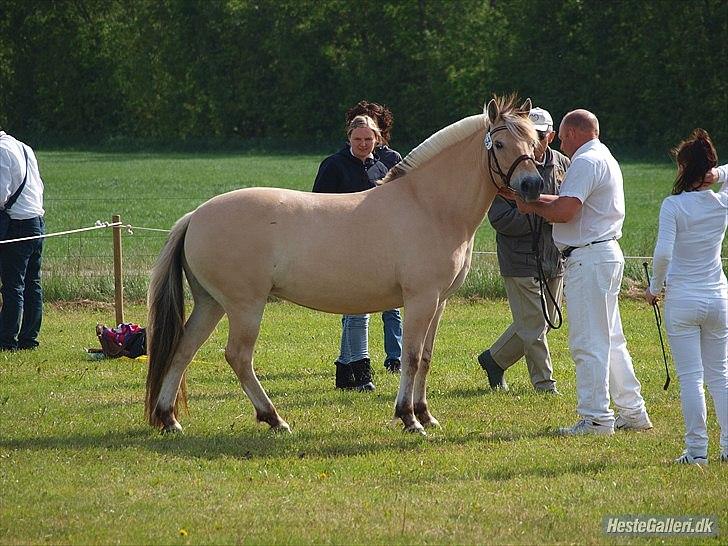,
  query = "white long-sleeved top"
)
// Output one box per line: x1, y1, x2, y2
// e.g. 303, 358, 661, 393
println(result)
649, 164, 728, 300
